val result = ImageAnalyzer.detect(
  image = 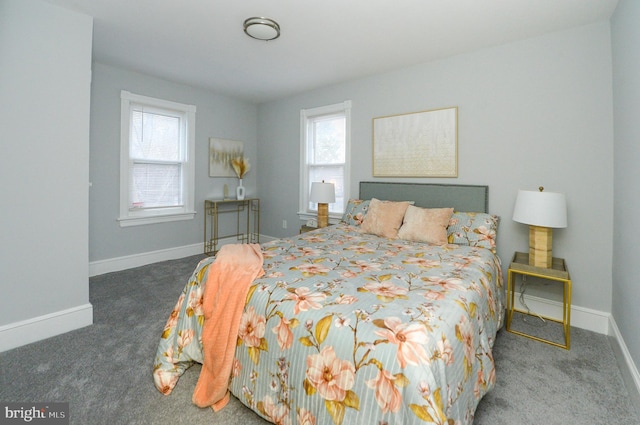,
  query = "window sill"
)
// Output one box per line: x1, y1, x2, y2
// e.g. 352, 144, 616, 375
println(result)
117, 211, 196, 227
